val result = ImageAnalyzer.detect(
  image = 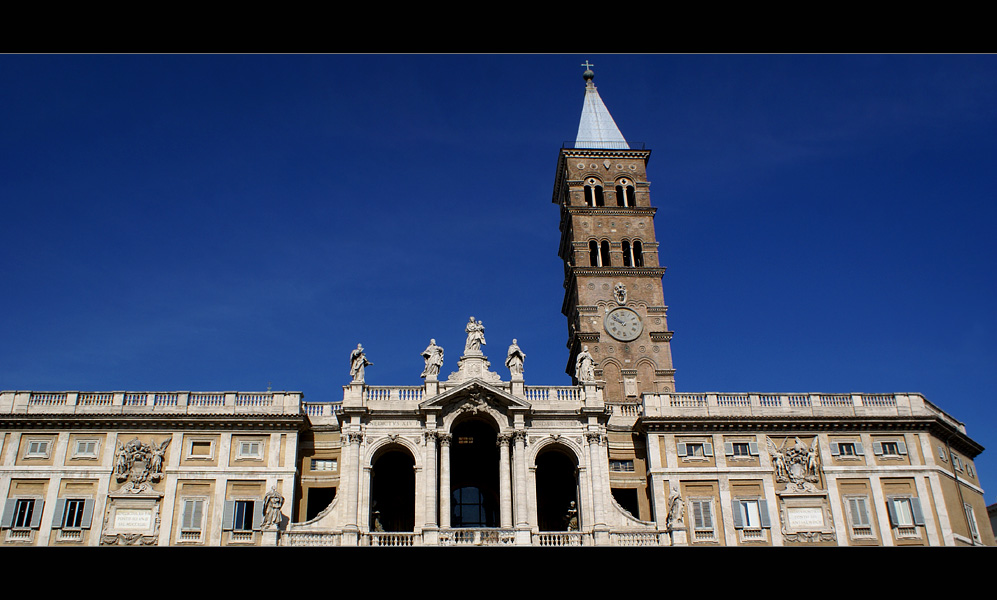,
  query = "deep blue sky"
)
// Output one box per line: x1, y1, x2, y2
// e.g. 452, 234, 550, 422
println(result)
2, 54, 995, 497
